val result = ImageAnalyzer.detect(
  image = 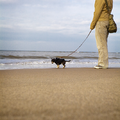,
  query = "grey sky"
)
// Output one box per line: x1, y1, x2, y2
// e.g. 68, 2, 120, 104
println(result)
0, 0, 120, 52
